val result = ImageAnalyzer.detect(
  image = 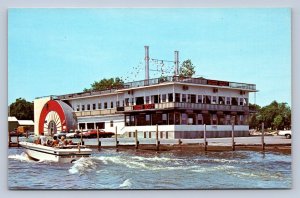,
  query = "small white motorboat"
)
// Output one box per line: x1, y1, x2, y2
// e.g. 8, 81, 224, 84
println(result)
19, 142, 92, 163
